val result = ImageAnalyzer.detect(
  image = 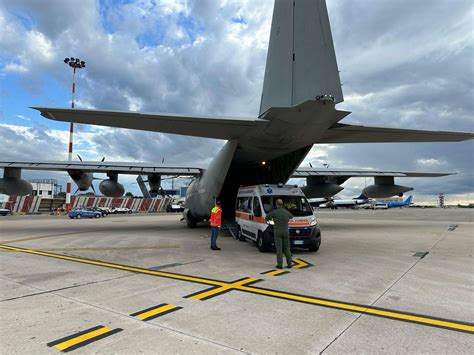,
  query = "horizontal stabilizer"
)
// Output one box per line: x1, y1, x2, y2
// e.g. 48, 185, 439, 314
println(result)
319, 123, 474, 143
32, 107, 267, 140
